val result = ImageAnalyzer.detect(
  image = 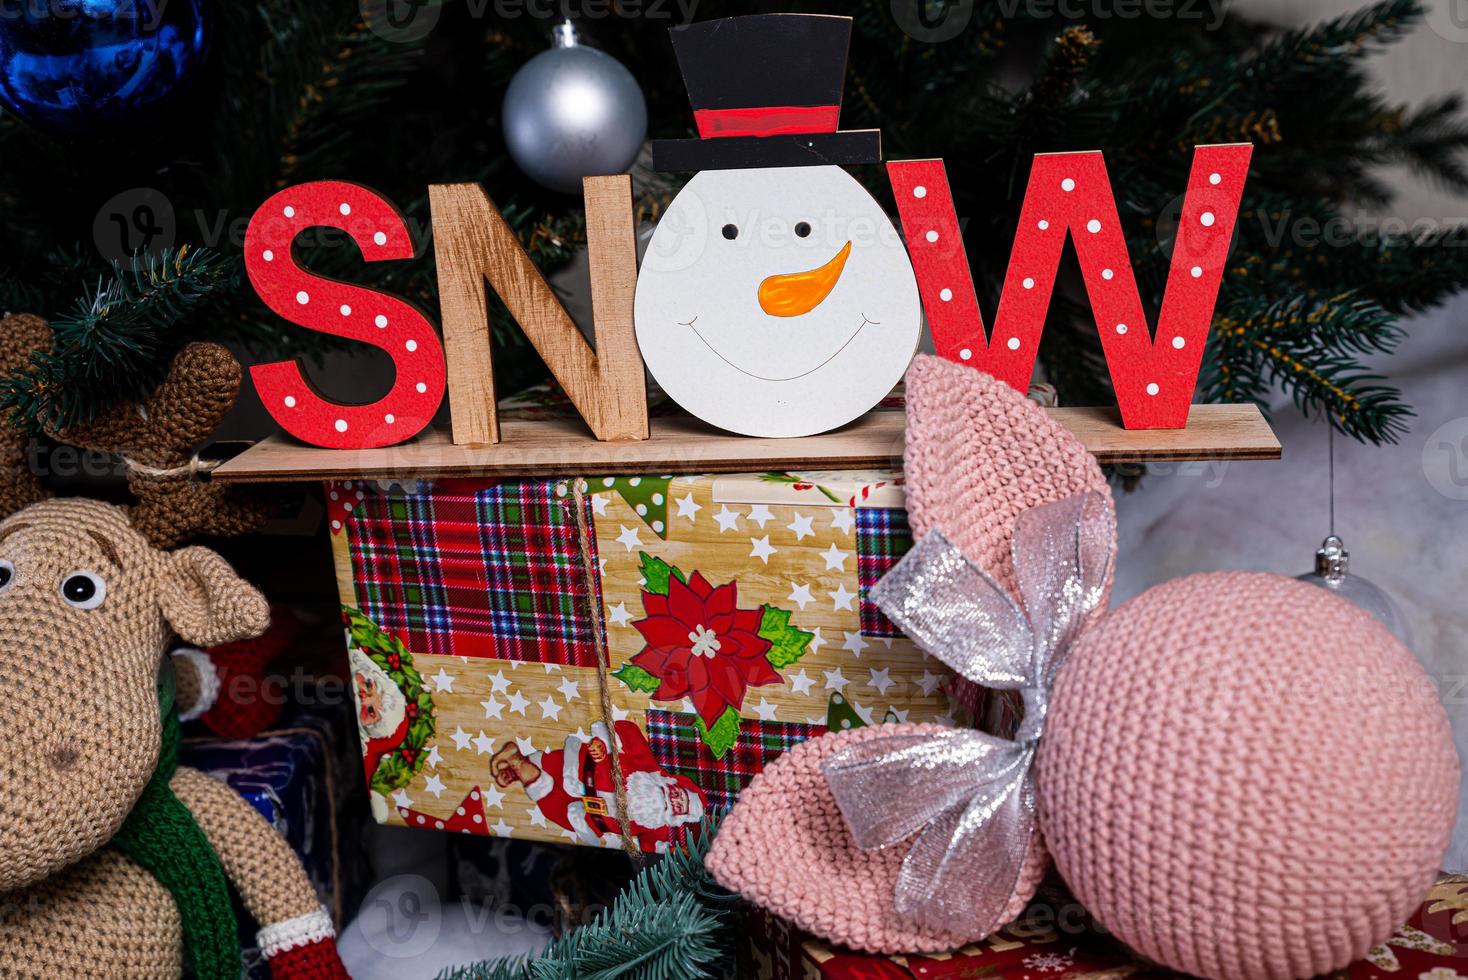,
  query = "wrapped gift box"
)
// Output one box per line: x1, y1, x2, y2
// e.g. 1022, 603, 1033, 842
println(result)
329, 457, 974, 850
740, 876, 1468, 979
